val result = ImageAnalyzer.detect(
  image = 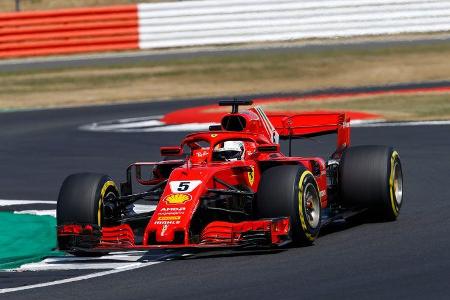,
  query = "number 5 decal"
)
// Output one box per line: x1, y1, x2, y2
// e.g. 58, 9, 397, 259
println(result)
169, 180, 202, 193
177, 182, 190, 192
